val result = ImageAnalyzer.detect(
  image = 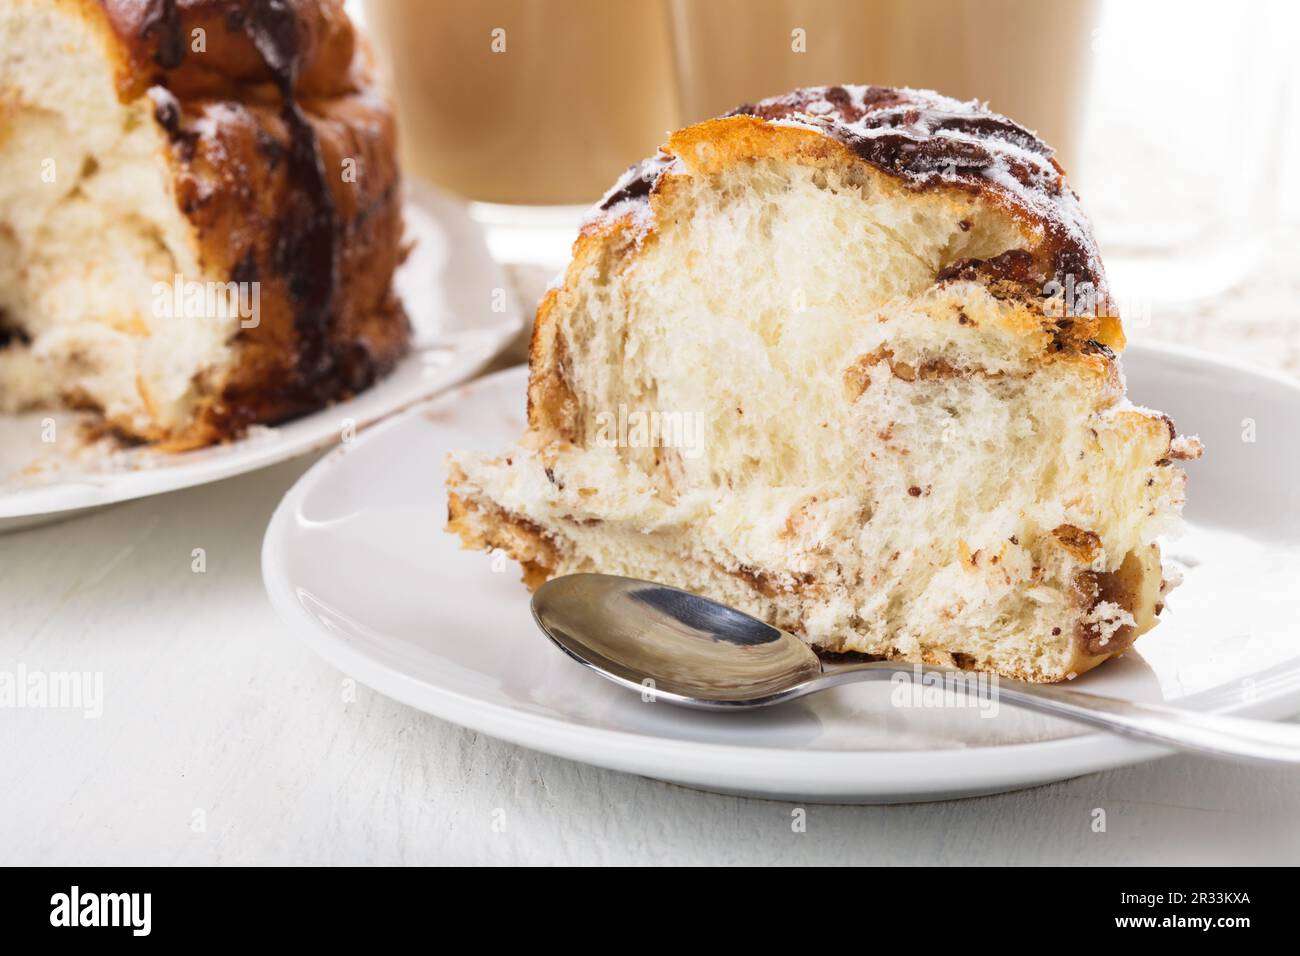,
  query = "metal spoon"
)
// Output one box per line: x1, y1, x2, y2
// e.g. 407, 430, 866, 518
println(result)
531, 573, 1300, 765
